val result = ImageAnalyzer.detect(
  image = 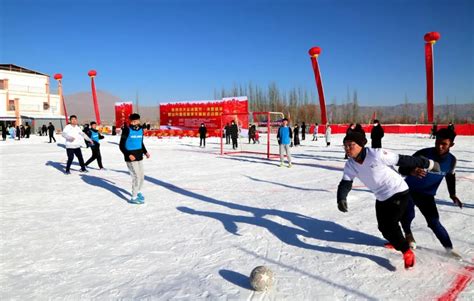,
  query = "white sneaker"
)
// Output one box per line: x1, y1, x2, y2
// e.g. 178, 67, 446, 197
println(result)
445, 248, 462, 260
